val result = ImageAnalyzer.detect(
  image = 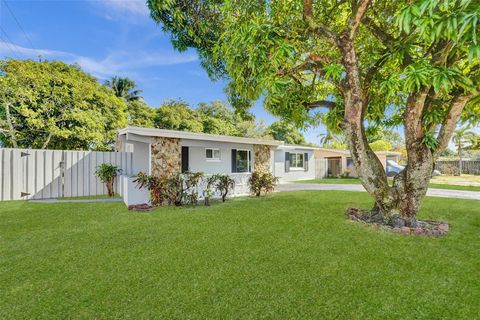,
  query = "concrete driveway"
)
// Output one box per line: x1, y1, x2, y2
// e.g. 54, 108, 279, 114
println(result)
277, 183, 480, 201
